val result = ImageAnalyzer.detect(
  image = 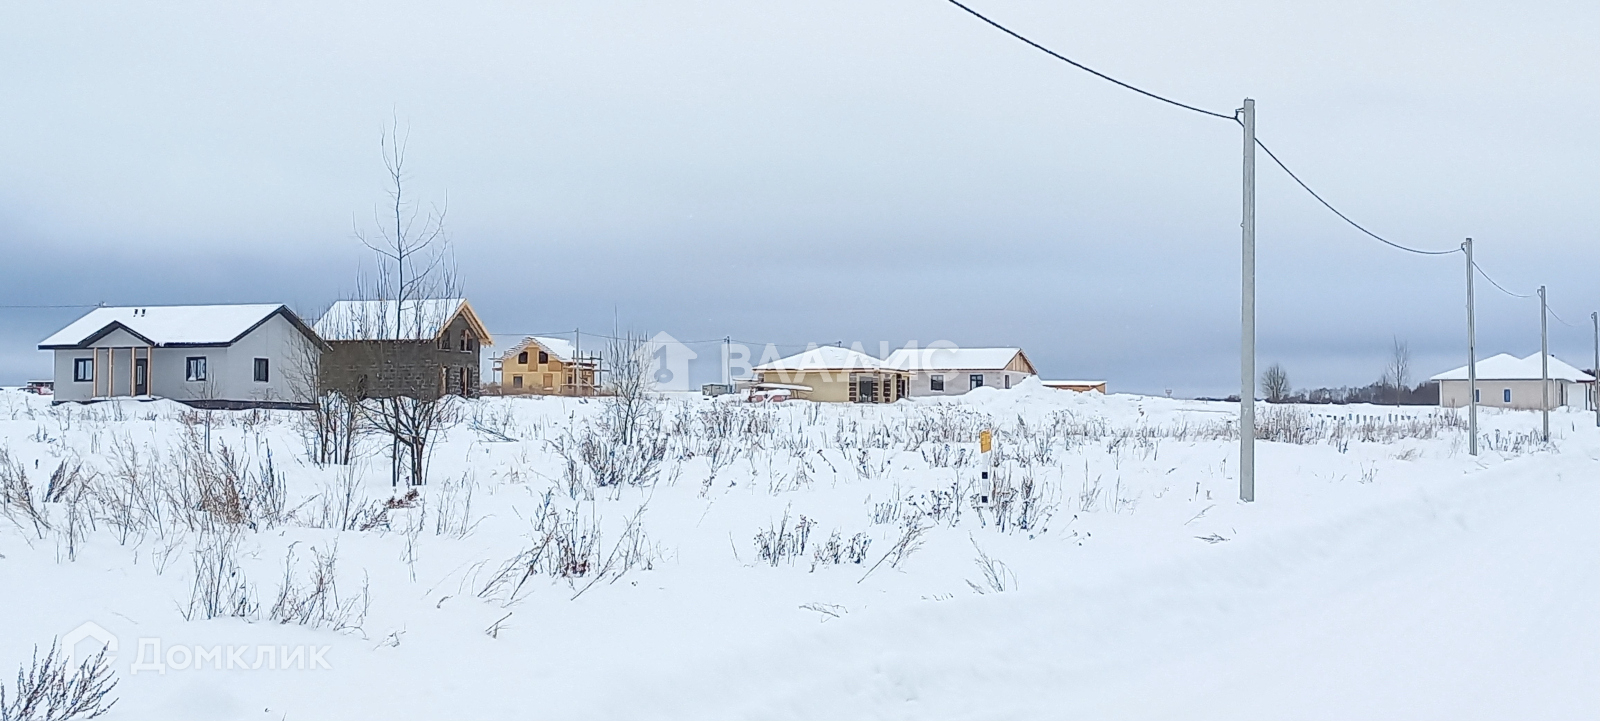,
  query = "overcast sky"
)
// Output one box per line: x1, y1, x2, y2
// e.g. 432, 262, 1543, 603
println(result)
2, 0, 1595, 395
